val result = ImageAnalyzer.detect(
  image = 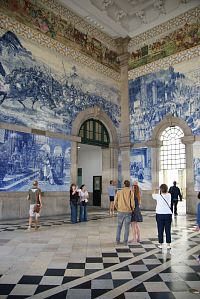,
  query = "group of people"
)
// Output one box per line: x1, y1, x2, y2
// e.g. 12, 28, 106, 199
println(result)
69, 183, 89, 223
26, 180, 89, 230
26, 179, 200, 250
113, 180, 200, 249
114, 180, 143, 245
